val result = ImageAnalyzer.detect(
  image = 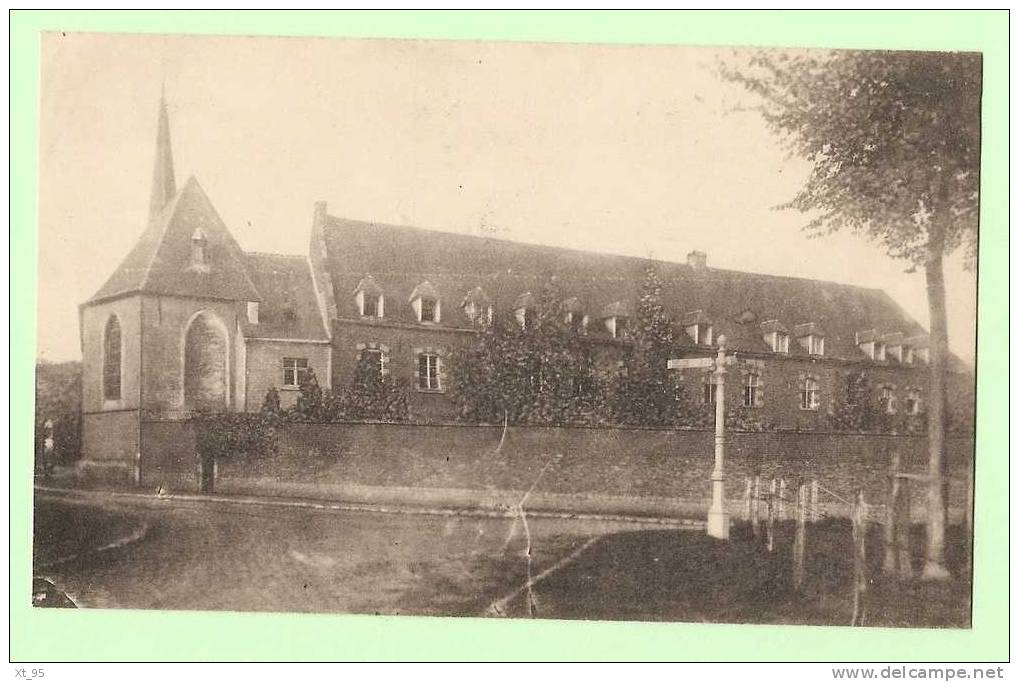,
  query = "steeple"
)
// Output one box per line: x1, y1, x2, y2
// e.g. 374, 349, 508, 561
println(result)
148, 89, 176, 220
